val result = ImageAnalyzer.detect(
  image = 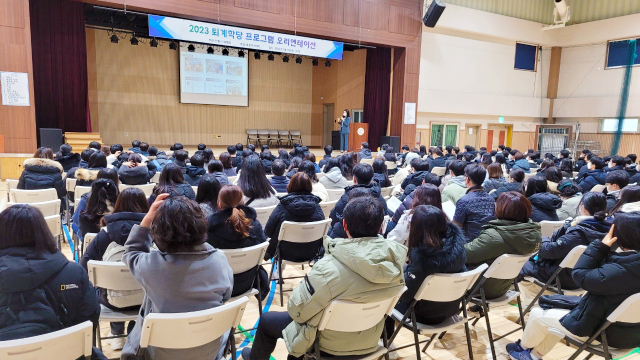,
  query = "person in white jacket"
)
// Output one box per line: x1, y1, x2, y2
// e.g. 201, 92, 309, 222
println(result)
318, 158, 348, 190
299, 160, 328, 201
387, 184, 443, 245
